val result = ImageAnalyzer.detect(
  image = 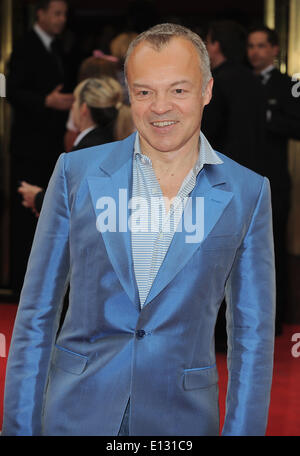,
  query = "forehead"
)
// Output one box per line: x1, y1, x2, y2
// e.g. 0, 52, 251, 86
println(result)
127, 37, 202, 84
248, 31, 270, 45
